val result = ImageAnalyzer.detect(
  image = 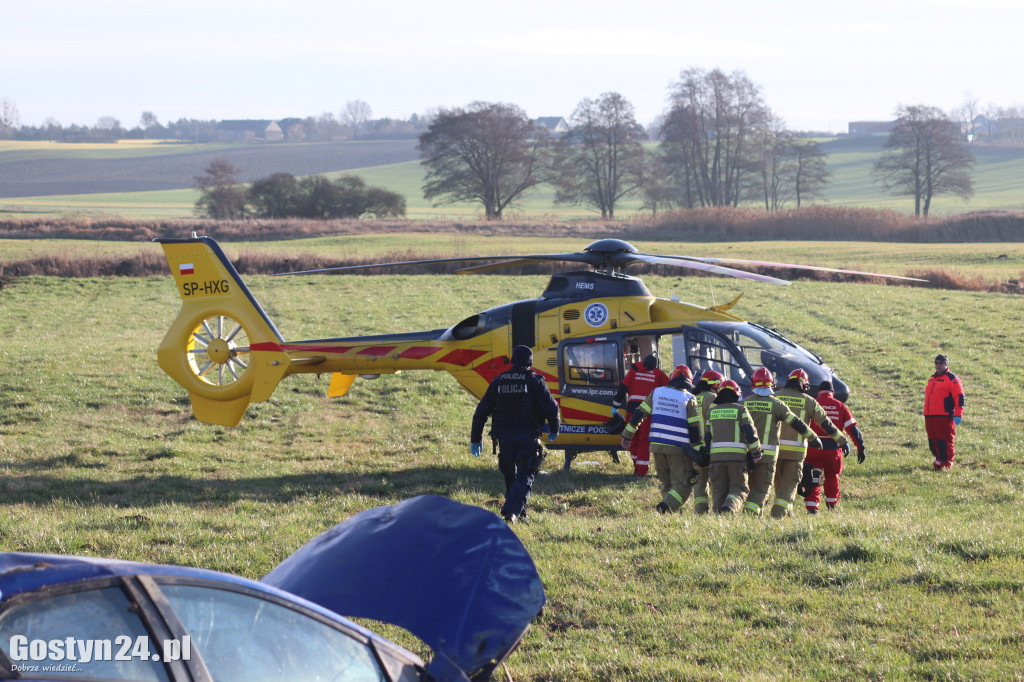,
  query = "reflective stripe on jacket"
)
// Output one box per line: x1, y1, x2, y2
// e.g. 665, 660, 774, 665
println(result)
813, 391, 858, 449
743, 394, 803, 452
706, 402, 760, 464
647, 386, 698, 449
775, 387, 844, 460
